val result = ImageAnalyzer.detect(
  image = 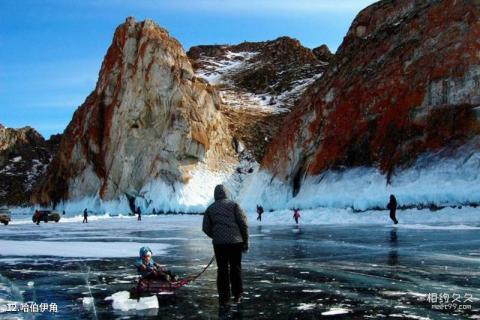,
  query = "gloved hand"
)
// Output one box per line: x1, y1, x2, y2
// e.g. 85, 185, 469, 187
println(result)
242, 242, 249, 252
